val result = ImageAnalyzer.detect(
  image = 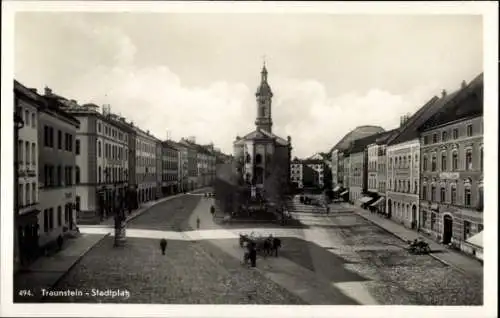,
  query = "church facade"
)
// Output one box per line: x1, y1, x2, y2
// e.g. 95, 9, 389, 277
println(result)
233, 64, 292, 201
